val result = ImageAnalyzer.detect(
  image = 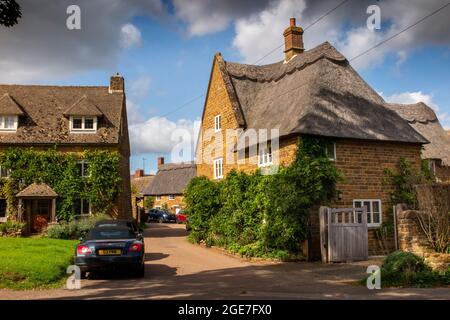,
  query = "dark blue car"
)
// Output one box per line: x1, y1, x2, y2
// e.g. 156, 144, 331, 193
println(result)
74, 226, 145, 278
147, 209, 177, 223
